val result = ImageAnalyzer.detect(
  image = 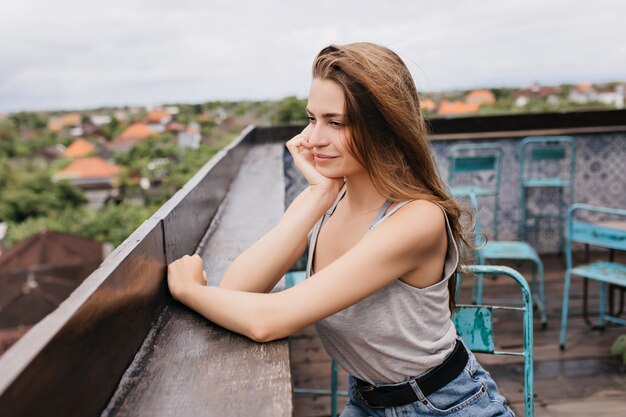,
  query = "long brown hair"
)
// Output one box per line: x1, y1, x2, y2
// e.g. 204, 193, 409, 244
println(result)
312, 42, 471, 311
